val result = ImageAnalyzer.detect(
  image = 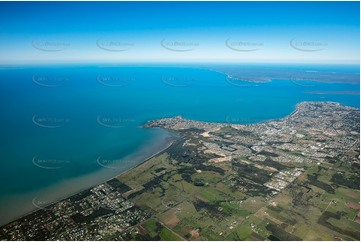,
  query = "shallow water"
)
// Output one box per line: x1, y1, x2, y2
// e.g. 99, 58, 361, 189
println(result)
0, 64, 359, 225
